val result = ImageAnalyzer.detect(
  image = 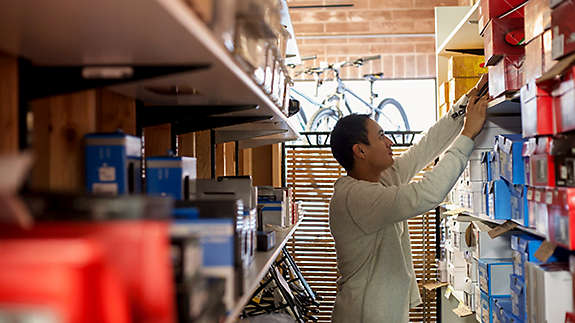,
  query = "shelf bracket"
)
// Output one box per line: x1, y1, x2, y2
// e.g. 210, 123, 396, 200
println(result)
137, 105, 259, 128
19, 60, 211, 100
